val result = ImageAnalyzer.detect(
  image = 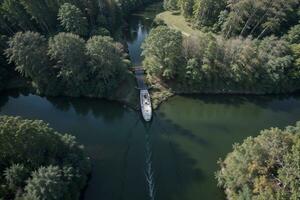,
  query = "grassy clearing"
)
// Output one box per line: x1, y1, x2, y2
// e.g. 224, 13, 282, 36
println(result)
156, 11, 203, 36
